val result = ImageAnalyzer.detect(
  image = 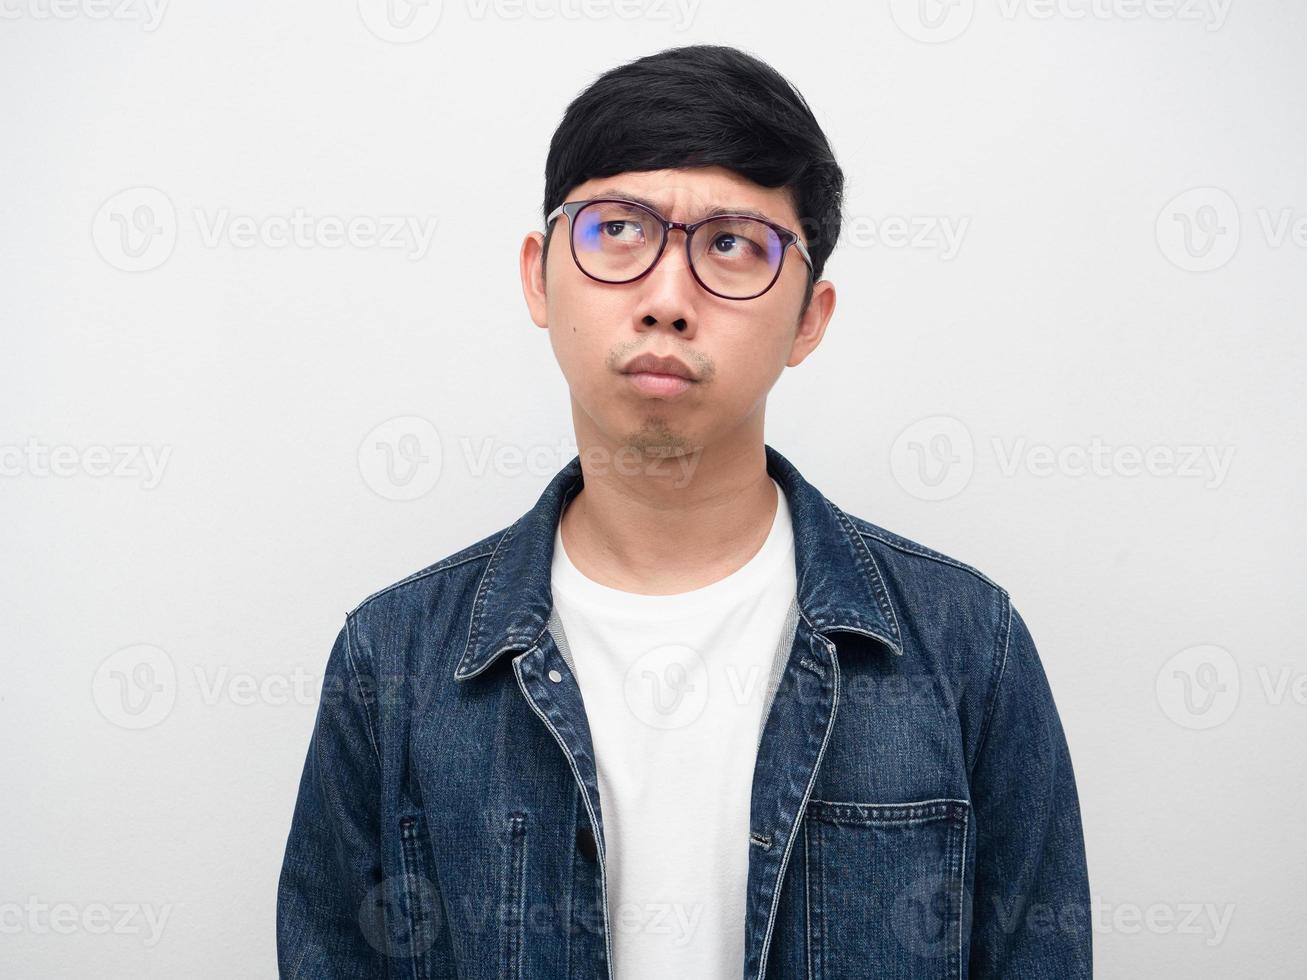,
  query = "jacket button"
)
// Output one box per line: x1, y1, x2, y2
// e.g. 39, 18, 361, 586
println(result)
576, 826, 598, 862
